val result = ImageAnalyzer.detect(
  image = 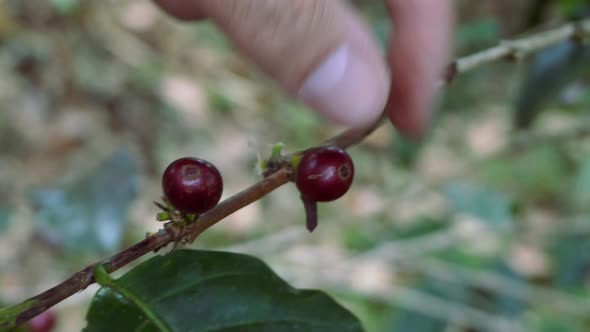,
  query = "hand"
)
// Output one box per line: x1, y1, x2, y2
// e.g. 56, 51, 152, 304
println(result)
155, 0, 453, 138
